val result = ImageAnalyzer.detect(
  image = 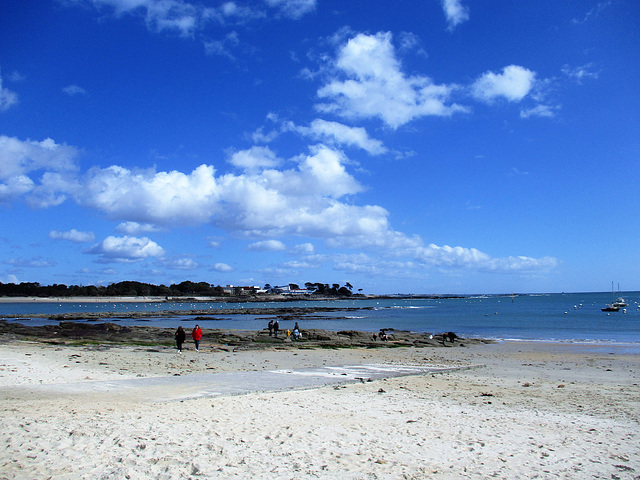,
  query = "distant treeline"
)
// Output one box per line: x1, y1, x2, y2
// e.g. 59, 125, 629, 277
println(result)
0, 281, 356, 298
0, 281, 222, 298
